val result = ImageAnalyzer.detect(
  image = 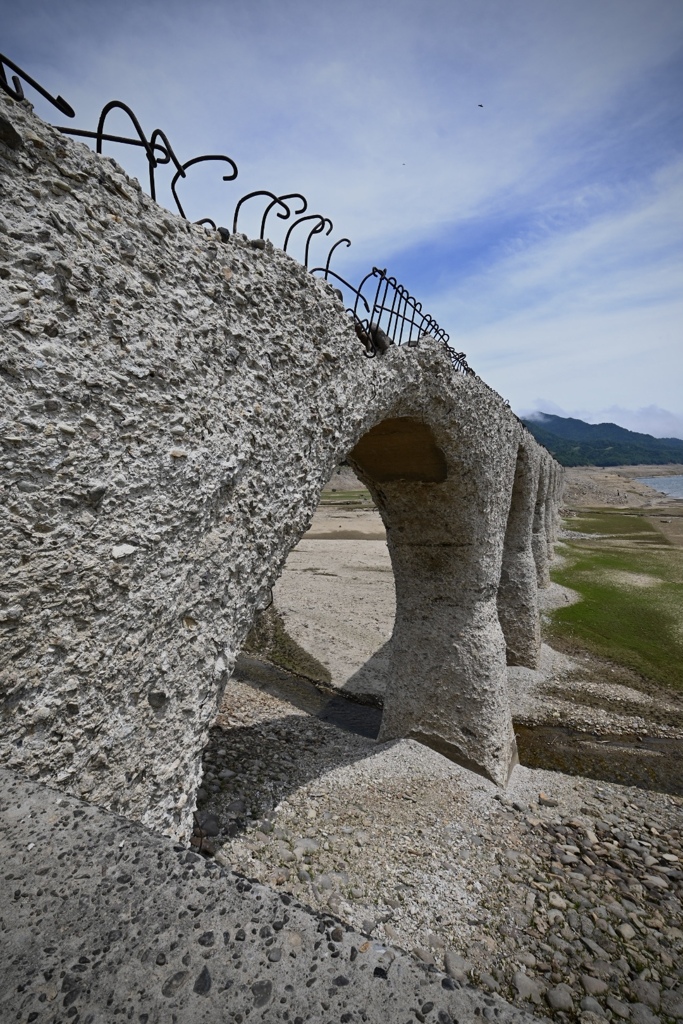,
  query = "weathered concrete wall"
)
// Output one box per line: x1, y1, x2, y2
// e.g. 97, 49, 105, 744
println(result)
0, 93, 561, 839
